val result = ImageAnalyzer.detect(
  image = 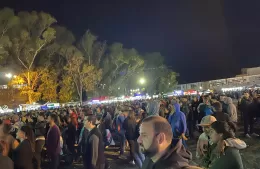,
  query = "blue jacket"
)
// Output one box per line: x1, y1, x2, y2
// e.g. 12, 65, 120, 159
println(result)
168, 103, 187, 137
